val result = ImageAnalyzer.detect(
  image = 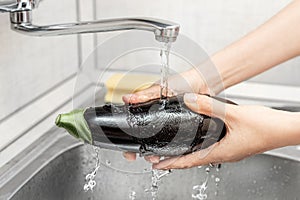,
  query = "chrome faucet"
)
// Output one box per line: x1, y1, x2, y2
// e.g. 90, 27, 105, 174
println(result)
0, 0, 180, 43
